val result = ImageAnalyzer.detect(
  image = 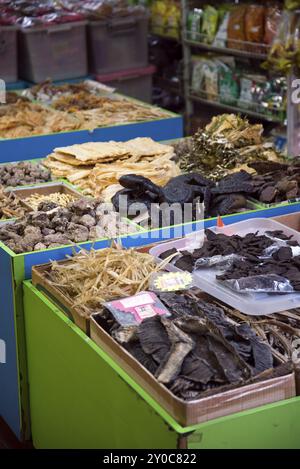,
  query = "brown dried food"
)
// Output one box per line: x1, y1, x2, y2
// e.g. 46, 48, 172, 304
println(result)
0, 187, 26, 220
0, 161, 51, 188
0, 198, 138, 253
250, 161, 300, 204
227, 5, 247, 50
48, 246, 171, 317
179, 114, 283, 181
